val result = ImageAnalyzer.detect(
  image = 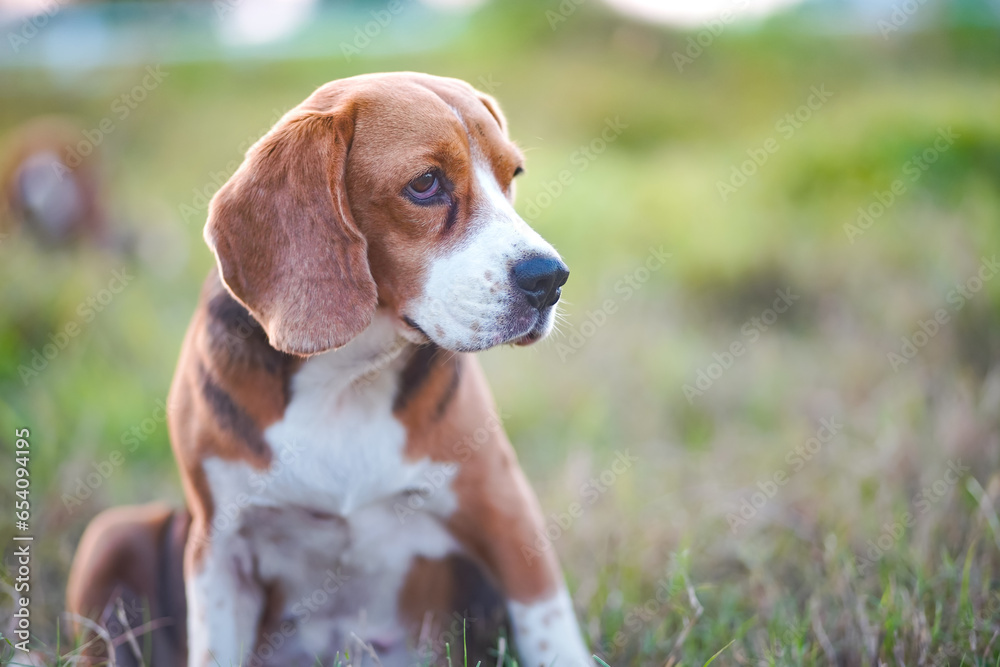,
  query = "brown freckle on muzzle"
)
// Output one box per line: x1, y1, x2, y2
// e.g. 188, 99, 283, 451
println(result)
484, 270, 493, 280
